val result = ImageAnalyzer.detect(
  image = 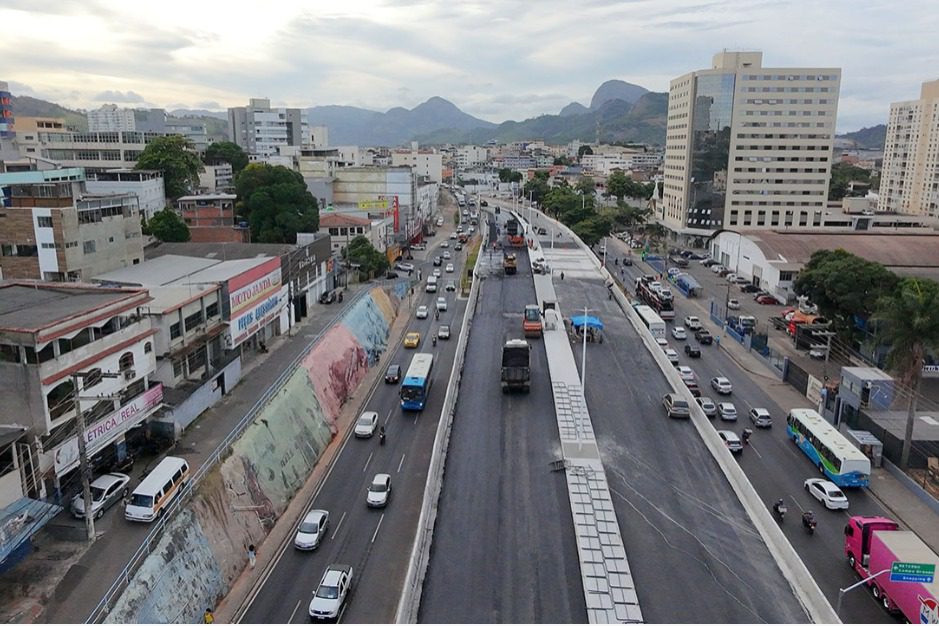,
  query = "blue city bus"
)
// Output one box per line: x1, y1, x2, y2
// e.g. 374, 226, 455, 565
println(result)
786, 408, 871, 487
400, 353, 434, 411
